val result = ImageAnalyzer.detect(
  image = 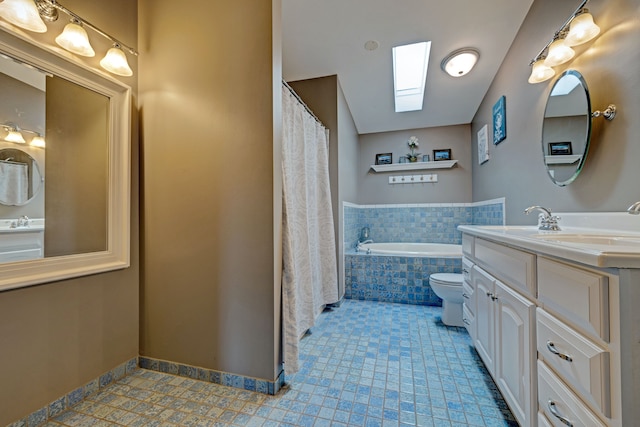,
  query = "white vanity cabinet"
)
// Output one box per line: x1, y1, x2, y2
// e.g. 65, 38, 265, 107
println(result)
471, 261, 536, 427
459, 225, 640, 427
